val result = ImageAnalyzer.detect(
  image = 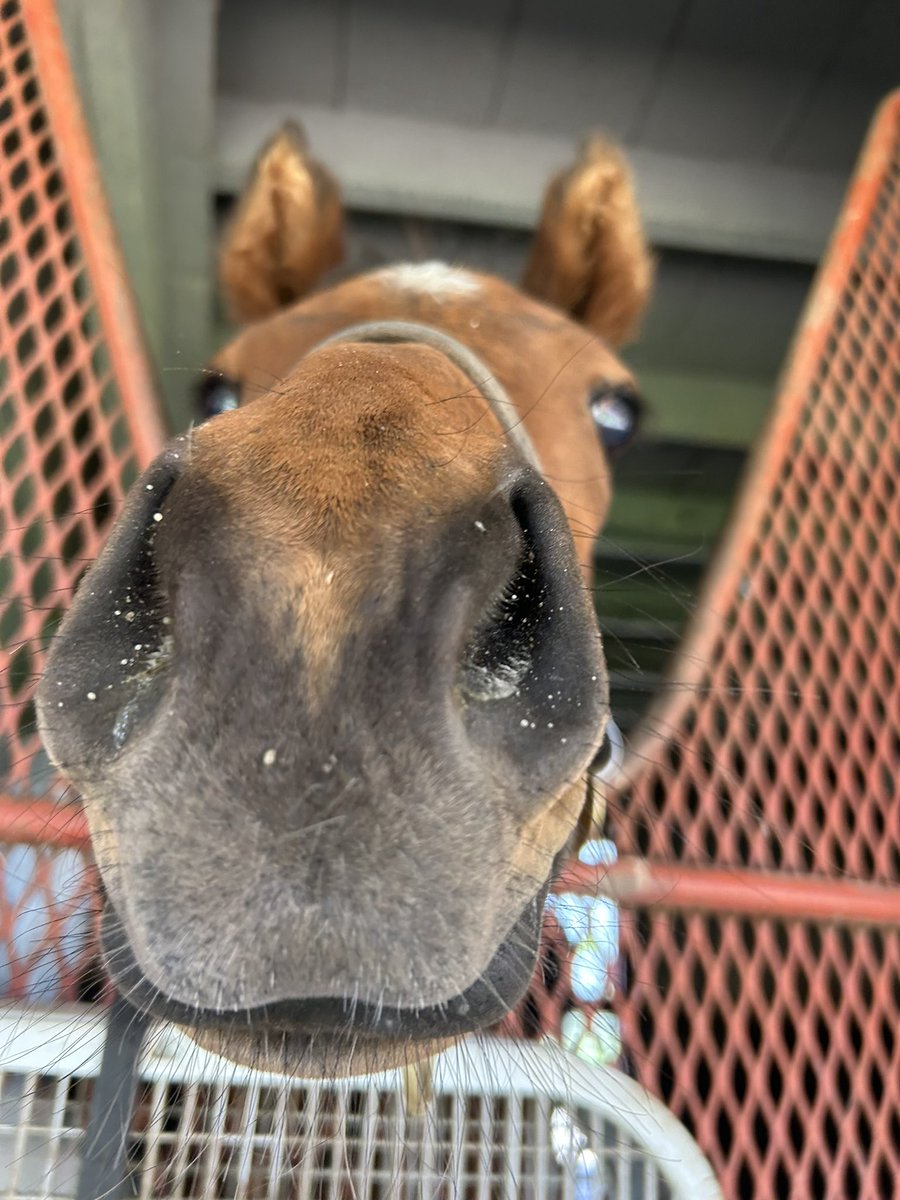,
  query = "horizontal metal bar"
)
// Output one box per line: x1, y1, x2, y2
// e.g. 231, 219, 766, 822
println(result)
5, 802, 897, 930
561, 857, 900, 929
0, 796, 89, 848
